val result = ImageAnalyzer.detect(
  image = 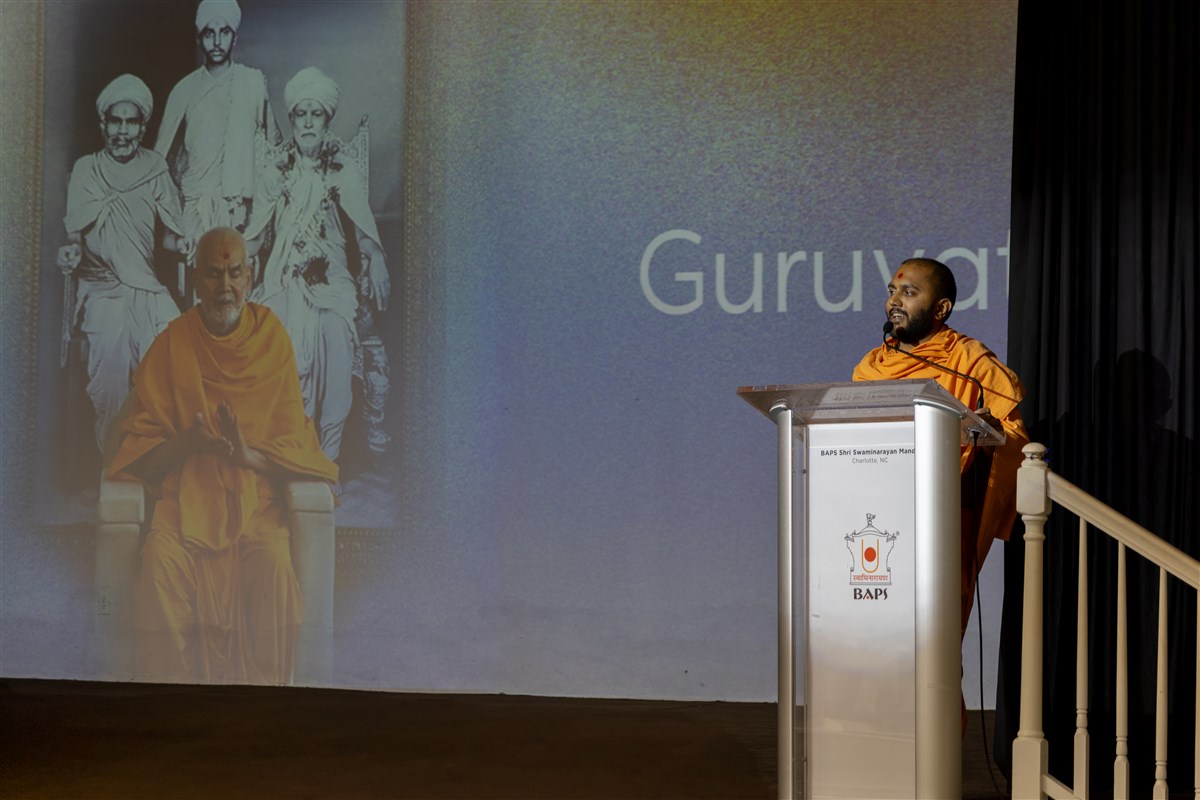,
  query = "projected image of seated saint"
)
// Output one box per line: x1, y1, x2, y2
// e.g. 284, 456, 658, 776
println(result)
246, 67, 390, 464
109, 227, 338, 684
